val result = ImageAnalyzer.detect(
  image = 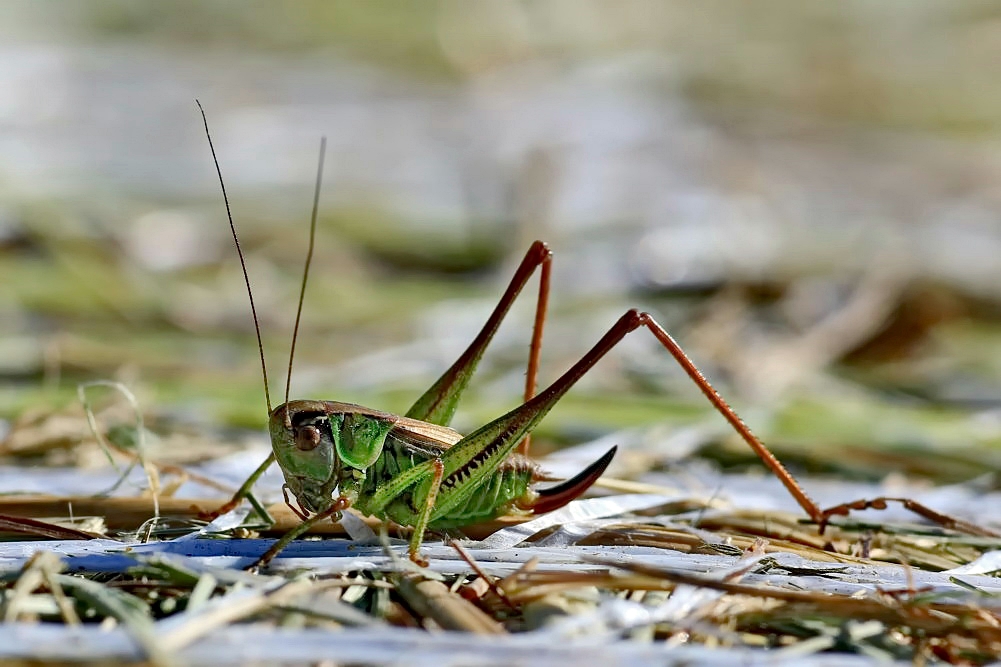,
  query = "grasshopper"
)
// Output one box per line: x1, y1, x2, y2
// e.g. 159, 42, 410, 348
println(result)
196, 103, 993, 569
